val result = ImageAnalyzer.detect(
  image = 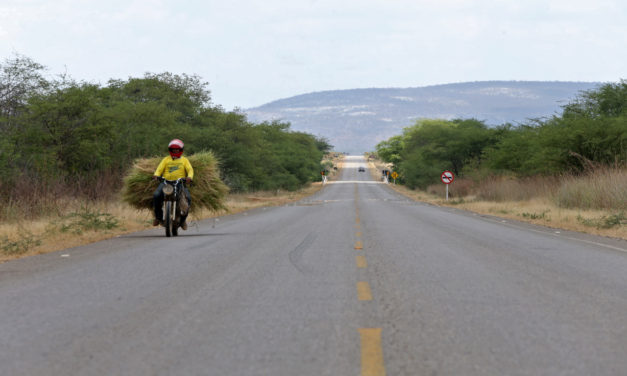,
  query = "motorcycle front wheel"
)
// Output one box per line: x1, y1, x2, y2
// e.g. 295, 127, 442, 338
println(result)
165, 201, 173, 237
172, 201, 179, 237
